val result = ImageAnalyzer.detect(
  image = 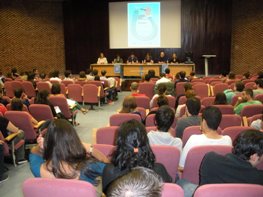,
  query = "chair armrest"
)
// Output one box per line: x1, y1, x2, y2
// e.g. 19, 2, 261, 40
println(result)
98, 86, 101, 97
5, 132, 19, 142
